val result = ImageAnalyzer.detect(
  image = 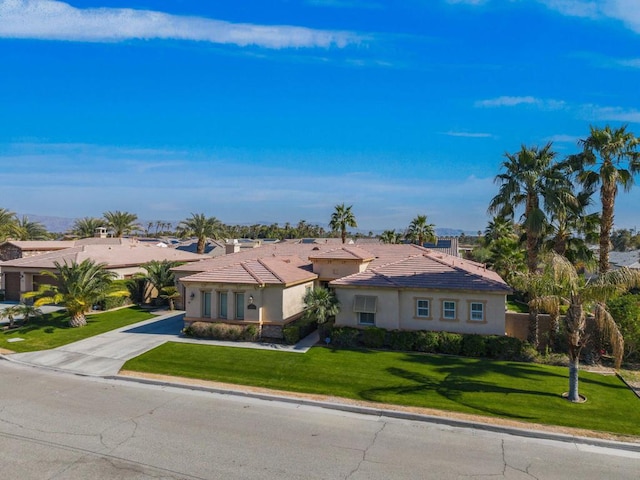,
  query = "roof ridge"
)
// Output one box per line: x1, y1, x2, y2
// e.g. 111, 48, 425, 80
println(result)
423, 252, 509, 289
240, 262, 265, 285
256, 258, 287, 283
